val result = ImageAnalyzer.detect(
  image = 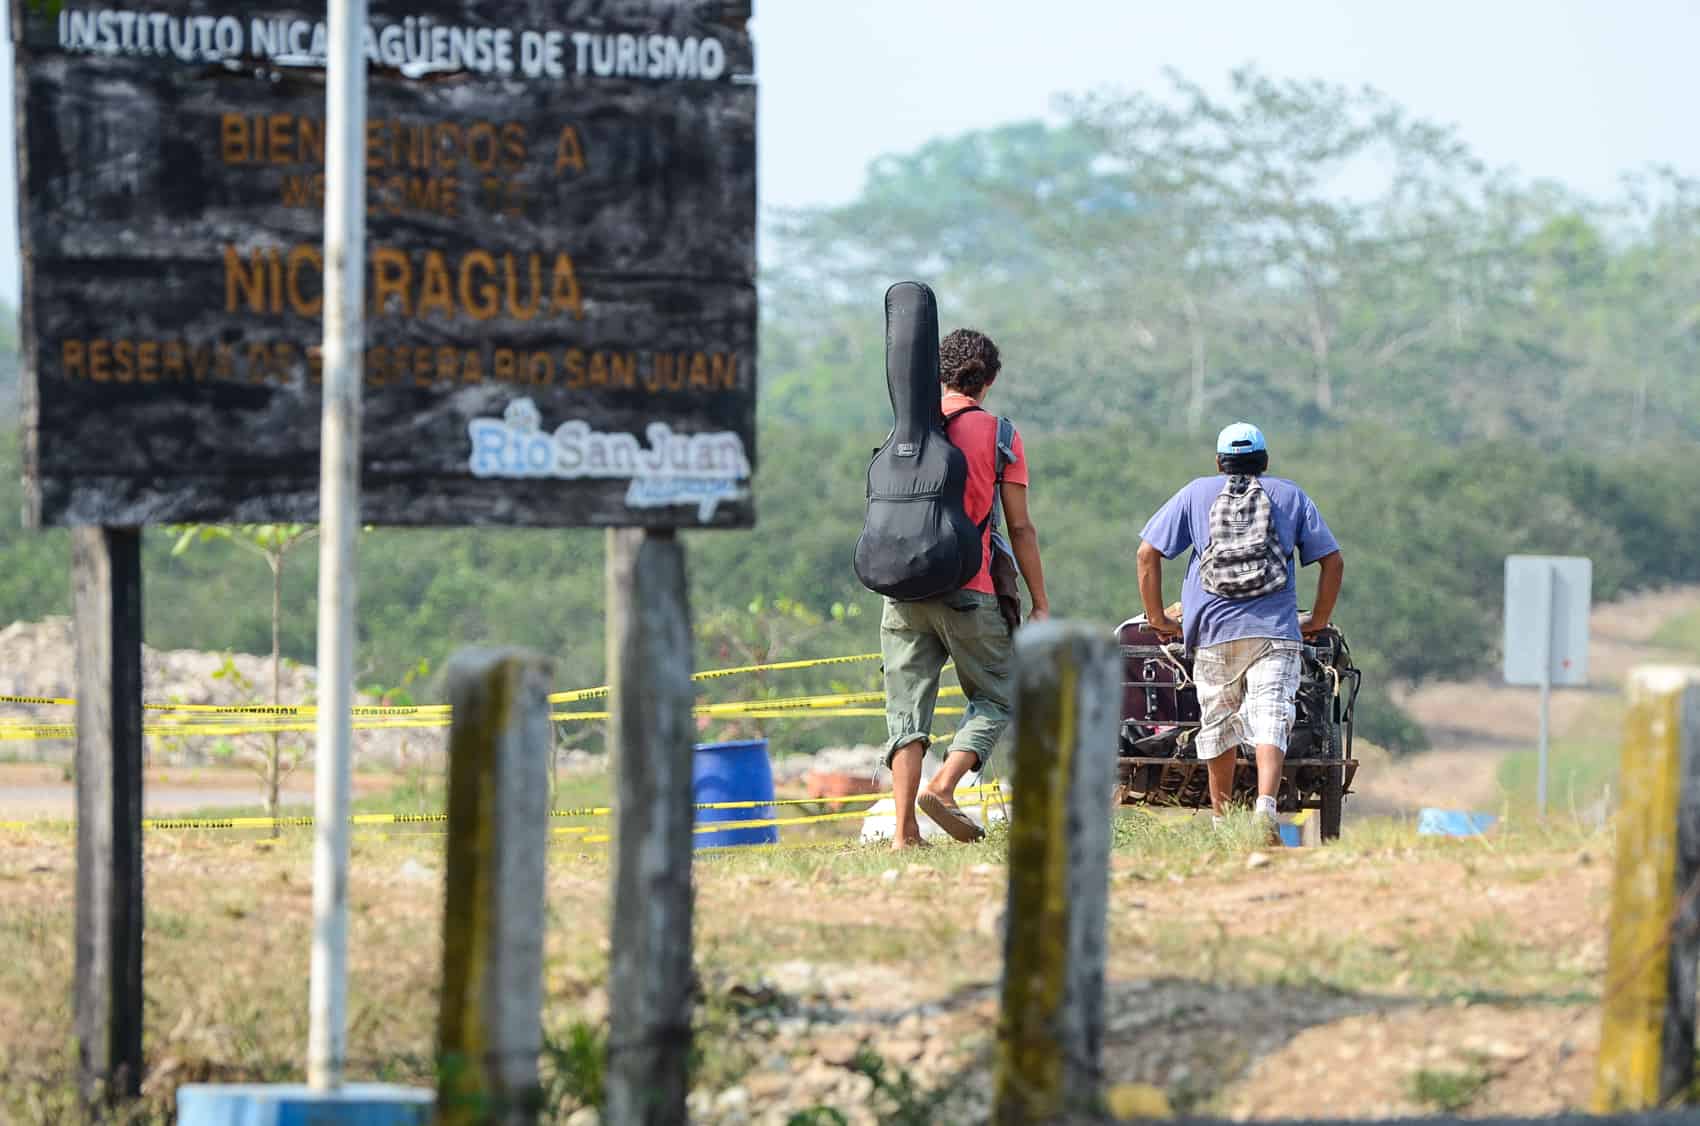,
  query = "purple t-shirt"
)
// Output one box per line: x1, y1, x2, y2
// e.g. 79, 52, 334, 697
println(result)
1139, 475, 1340, 653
